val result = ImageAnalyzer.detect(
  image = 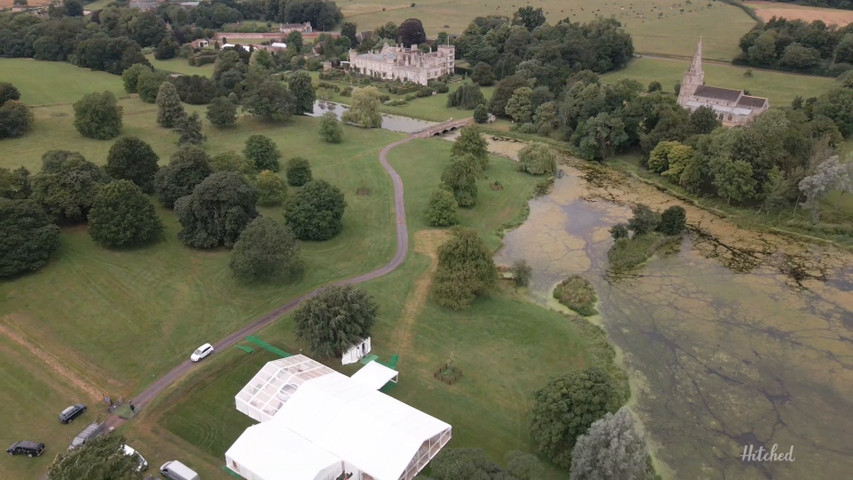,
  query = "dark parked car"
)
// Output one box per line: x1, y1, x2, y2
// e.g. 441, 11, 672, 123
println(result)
59, 403, 87, 424
7, 441, 45, 457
